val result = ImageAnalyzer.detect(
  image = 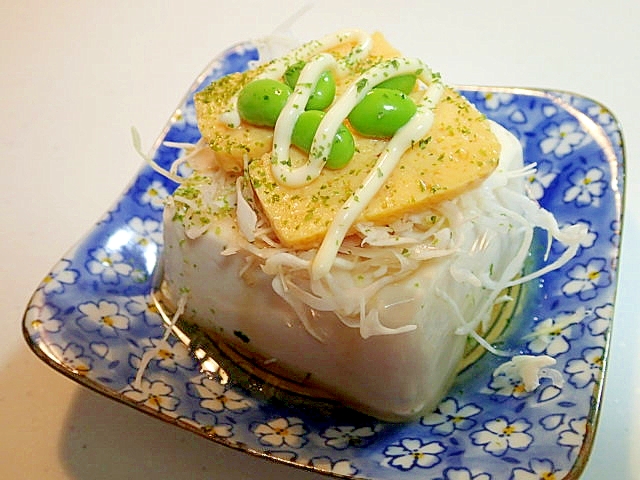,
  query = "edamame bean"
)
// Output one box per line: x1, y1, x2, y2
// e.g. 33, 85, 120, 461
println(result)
348, 88, 417, 138
291, 110, 355, 169
237, 78, 292, 127
283, 61, 305, 88
284, 61, 336, 111
375, 74, 417, 94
